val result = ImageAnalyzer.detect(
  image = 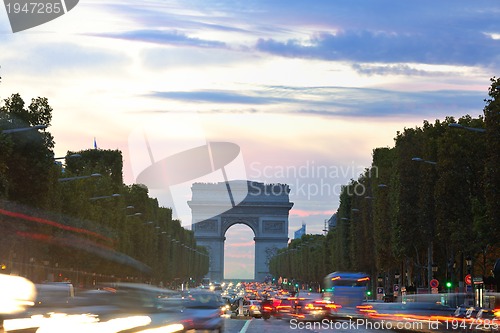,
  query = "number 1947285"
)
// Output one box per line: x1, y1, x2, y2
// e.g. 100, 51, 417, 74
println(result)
444, 318, 498, 331
5, 2, 64, 14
